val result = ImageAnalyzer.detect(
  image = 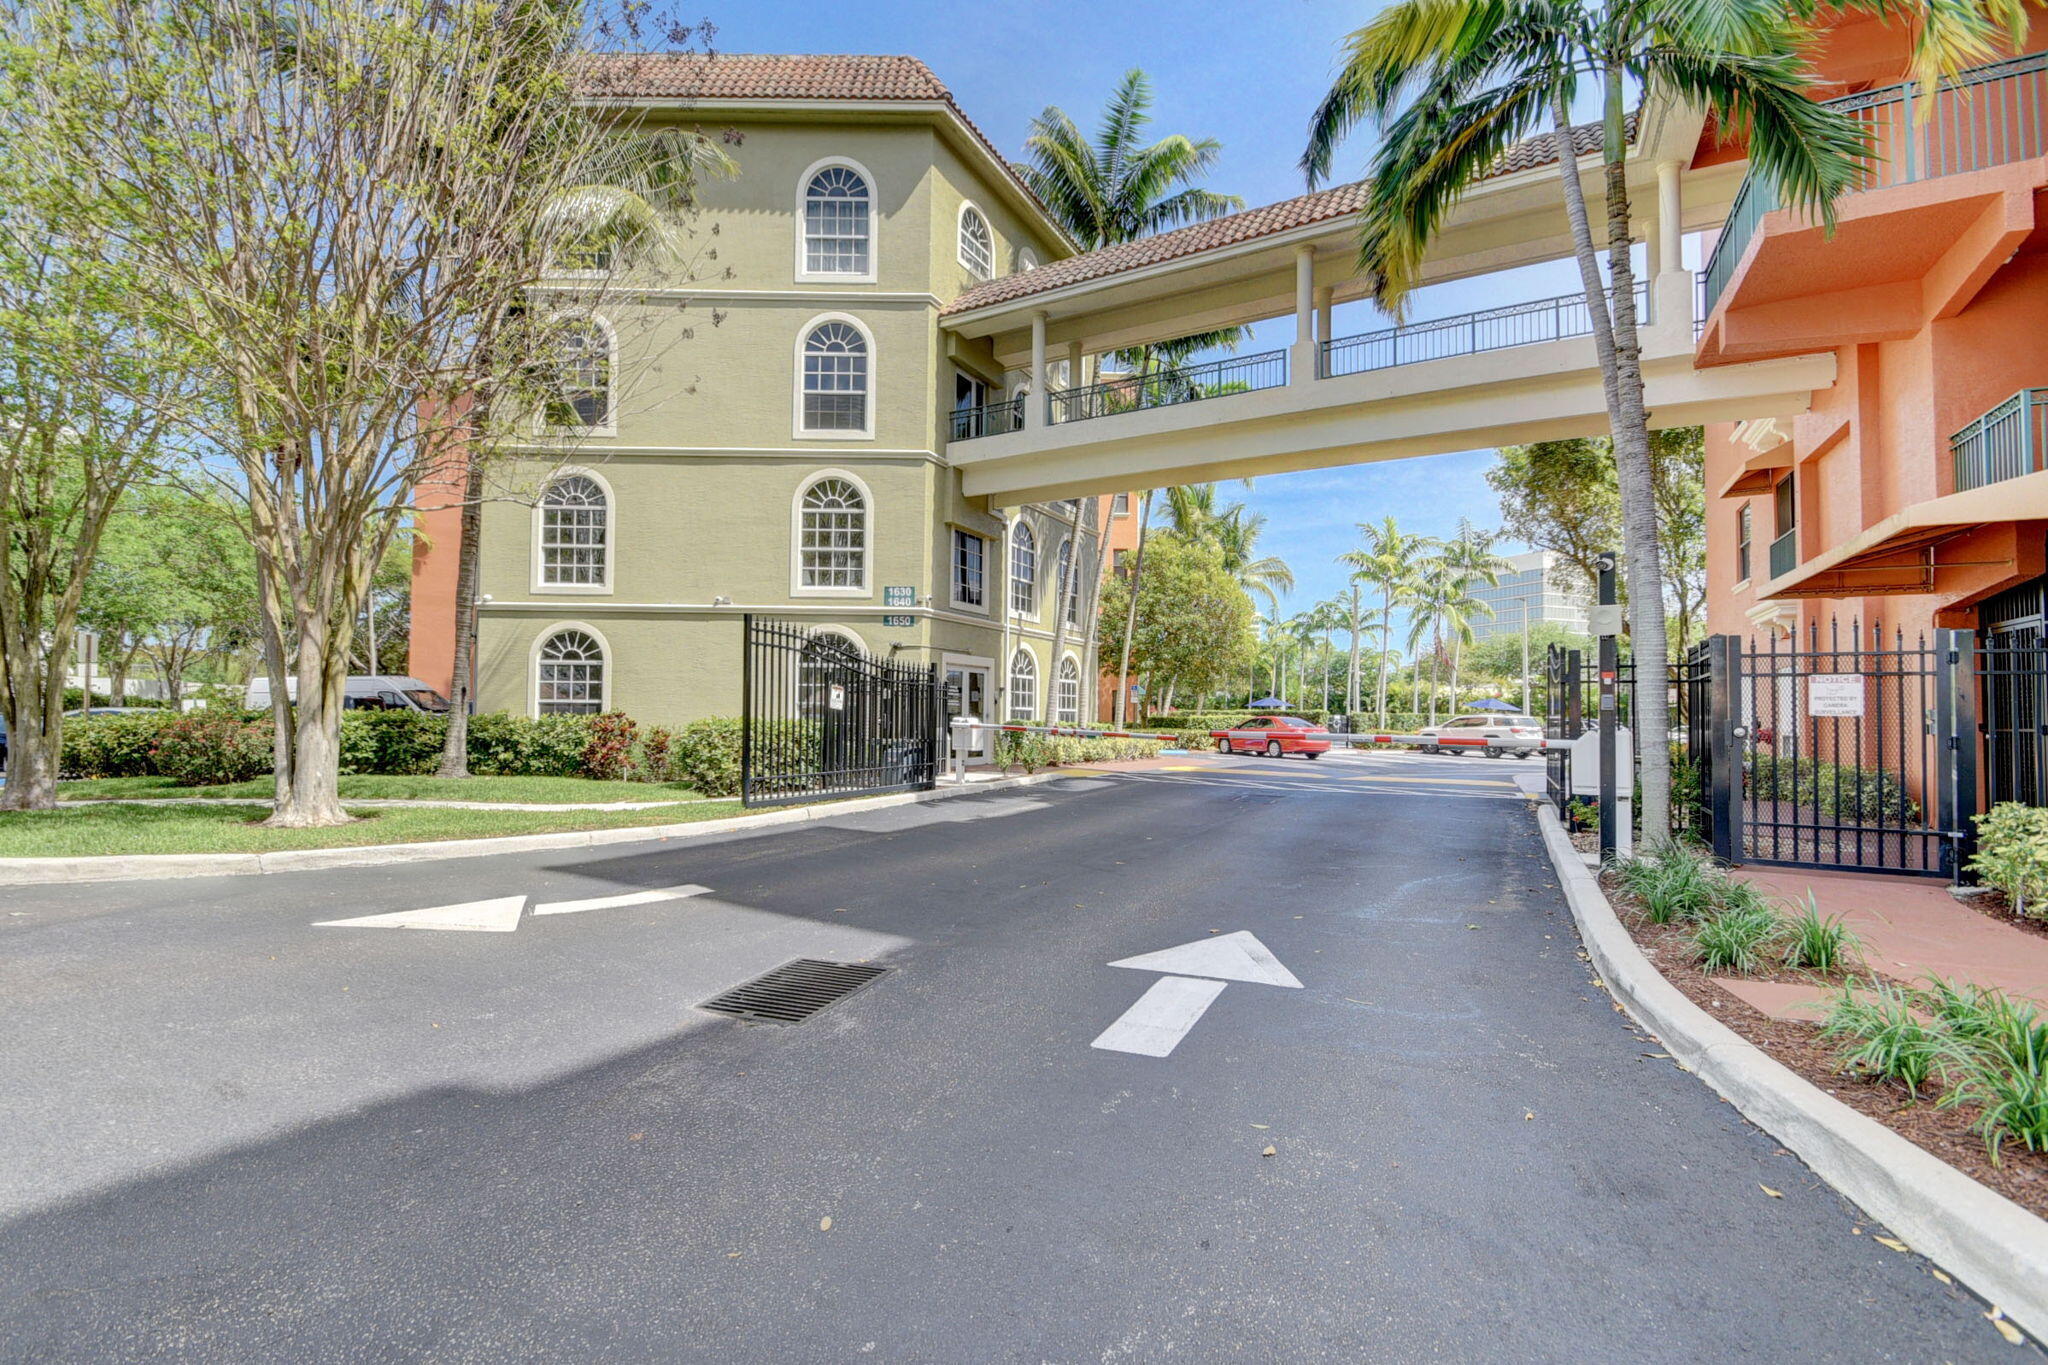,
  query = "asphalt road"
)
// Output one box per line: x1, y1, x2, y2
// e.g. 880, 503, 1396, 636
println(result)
0, 750, 2024, 1361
